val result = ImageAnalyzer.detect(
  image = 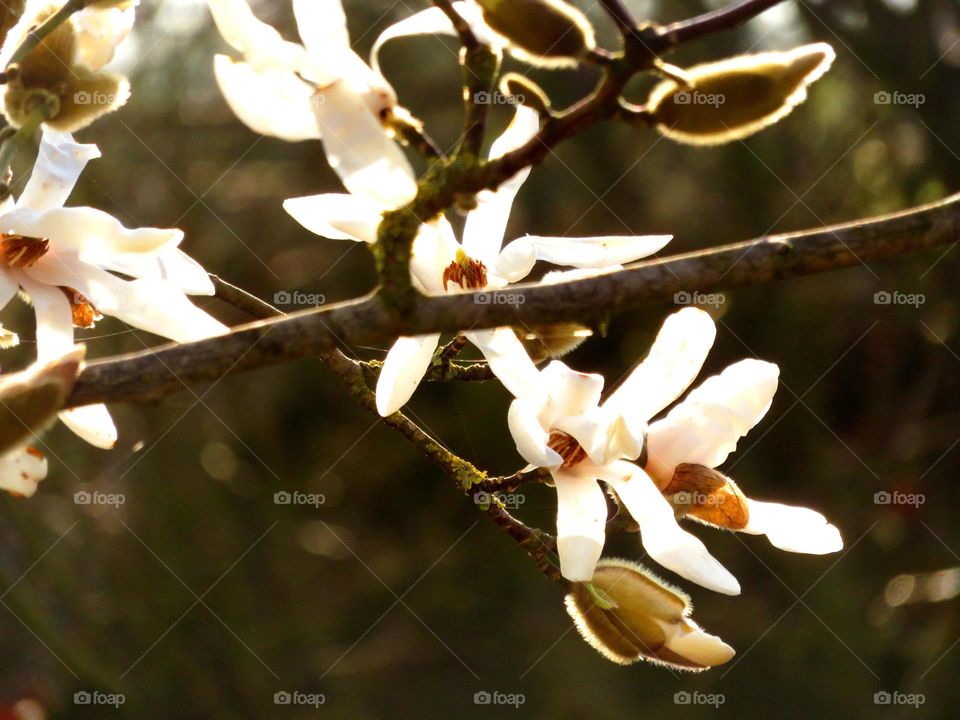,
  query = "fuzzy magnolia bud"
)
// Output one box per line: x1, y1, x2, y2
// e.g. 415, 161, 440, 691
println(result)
565, 558, 735, 669
475, 0, 596, 69
664, 464, 750, 530
646, 42, 836, 146
3, 5, 130, 132
499, 73, 552, 115
515, 322, 592, 361
0, 0, 25, 48
0, 346, 85, 456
